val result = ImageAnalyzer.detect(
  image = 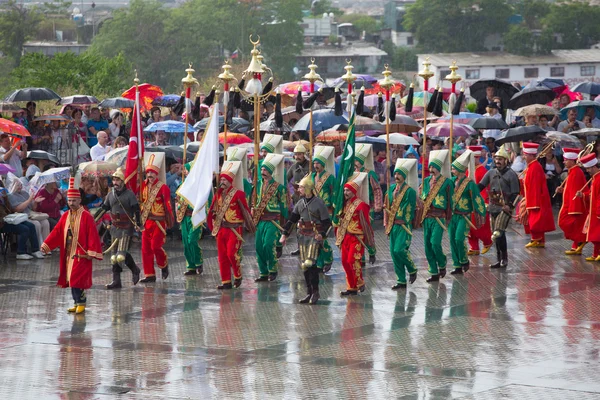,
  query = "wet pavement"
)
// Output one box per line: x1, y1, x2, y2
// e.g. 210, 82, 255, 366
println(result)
1, 224, 600, 399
